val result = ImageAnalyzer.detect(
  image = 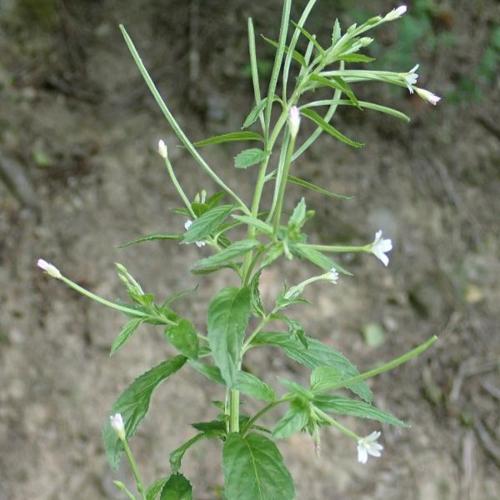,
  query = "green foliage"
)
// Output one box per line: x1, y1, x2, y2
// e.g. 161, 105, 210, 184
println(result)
160, 473, 192, 500
223, 433, 295, 500
44, 3, 441, 497
103, 356, 187, 469
207, 287, 251, 386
